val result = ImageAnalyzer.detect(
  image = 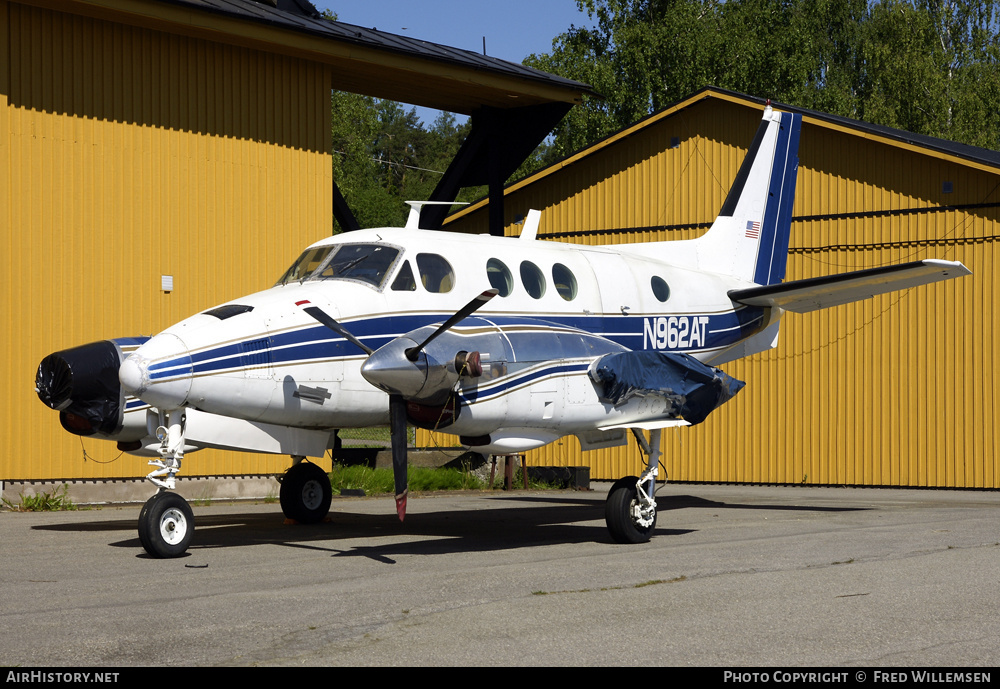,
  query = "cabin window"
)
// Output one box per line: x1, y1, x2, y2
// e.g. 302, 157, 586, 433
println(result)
390, 260, 417, 291
651, 276, 670, 302
275, 247, 334, 285
315, 243, 401, 288
520, 261, 546, 299
486, 258, 513, 297
552, 263, 577, 301
417, 253, 455, 293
